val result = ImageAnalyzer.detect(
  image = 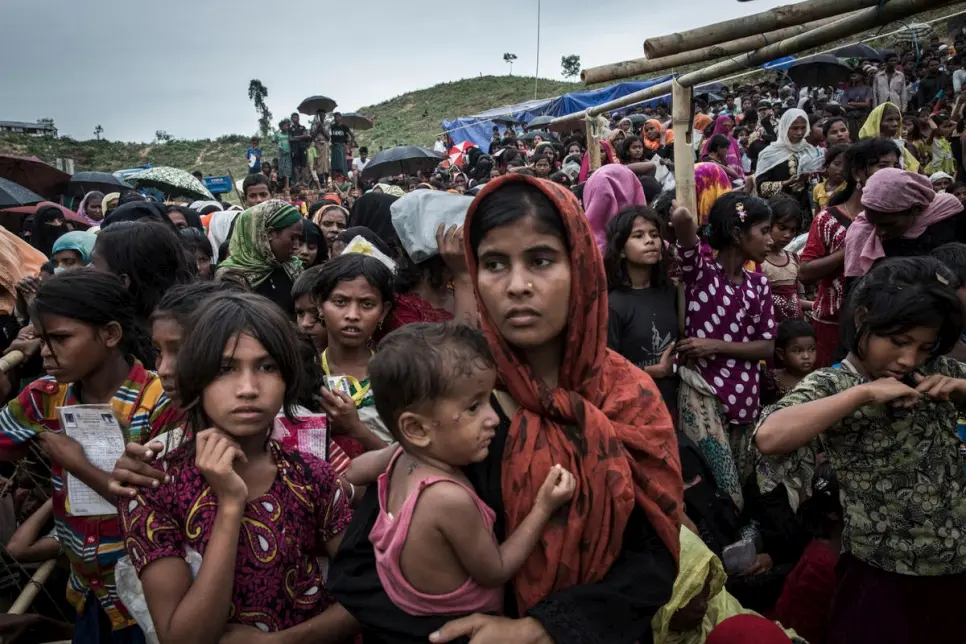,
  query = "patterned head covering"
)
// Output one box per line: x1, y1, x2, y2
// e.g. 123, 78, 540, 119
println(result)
77, 191, 105, 227
464, 173, 682, 611
695, 162, 734, 227
216, 199, 304, 287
